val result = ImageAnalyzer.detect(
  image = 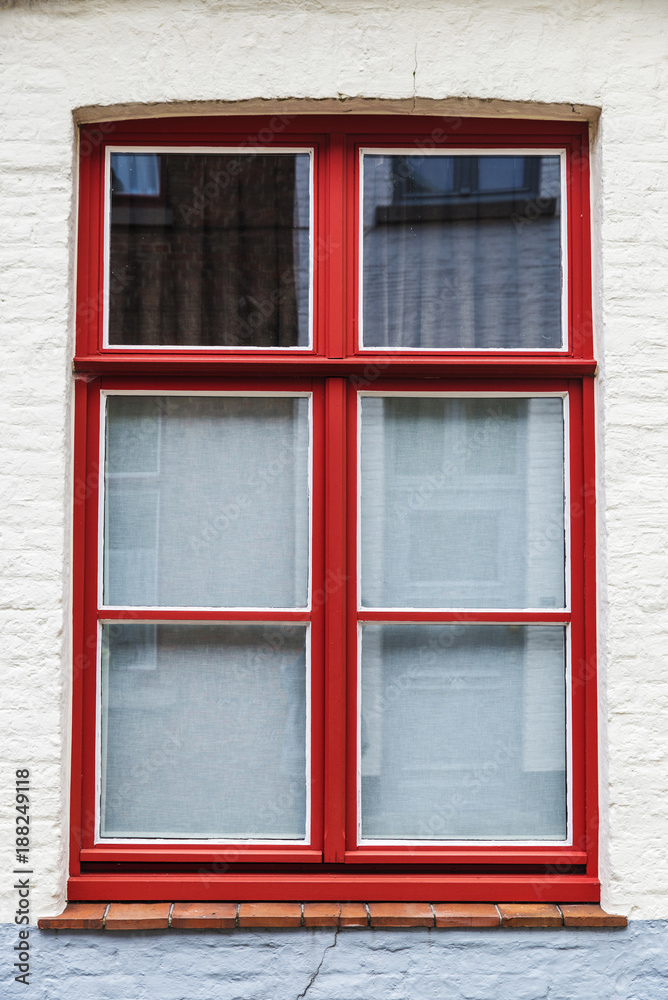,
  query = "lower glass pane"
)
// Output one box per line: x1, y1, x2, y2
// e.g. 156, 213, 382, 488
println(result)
360, 624, 566, 841
100, 623, 308, 840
